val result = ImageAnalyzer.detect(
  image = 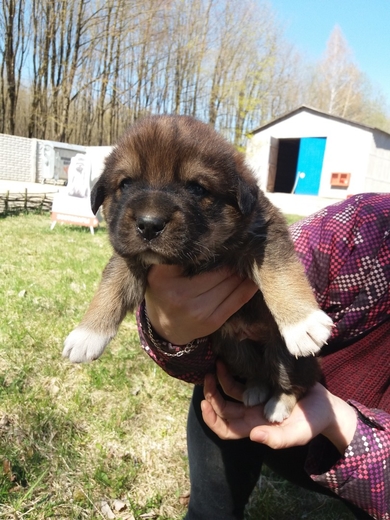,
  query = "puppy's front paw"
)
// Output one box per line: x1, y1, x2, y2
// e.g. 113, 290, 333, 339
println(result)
281, 310, 333, 358
63, 327, 112, 363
